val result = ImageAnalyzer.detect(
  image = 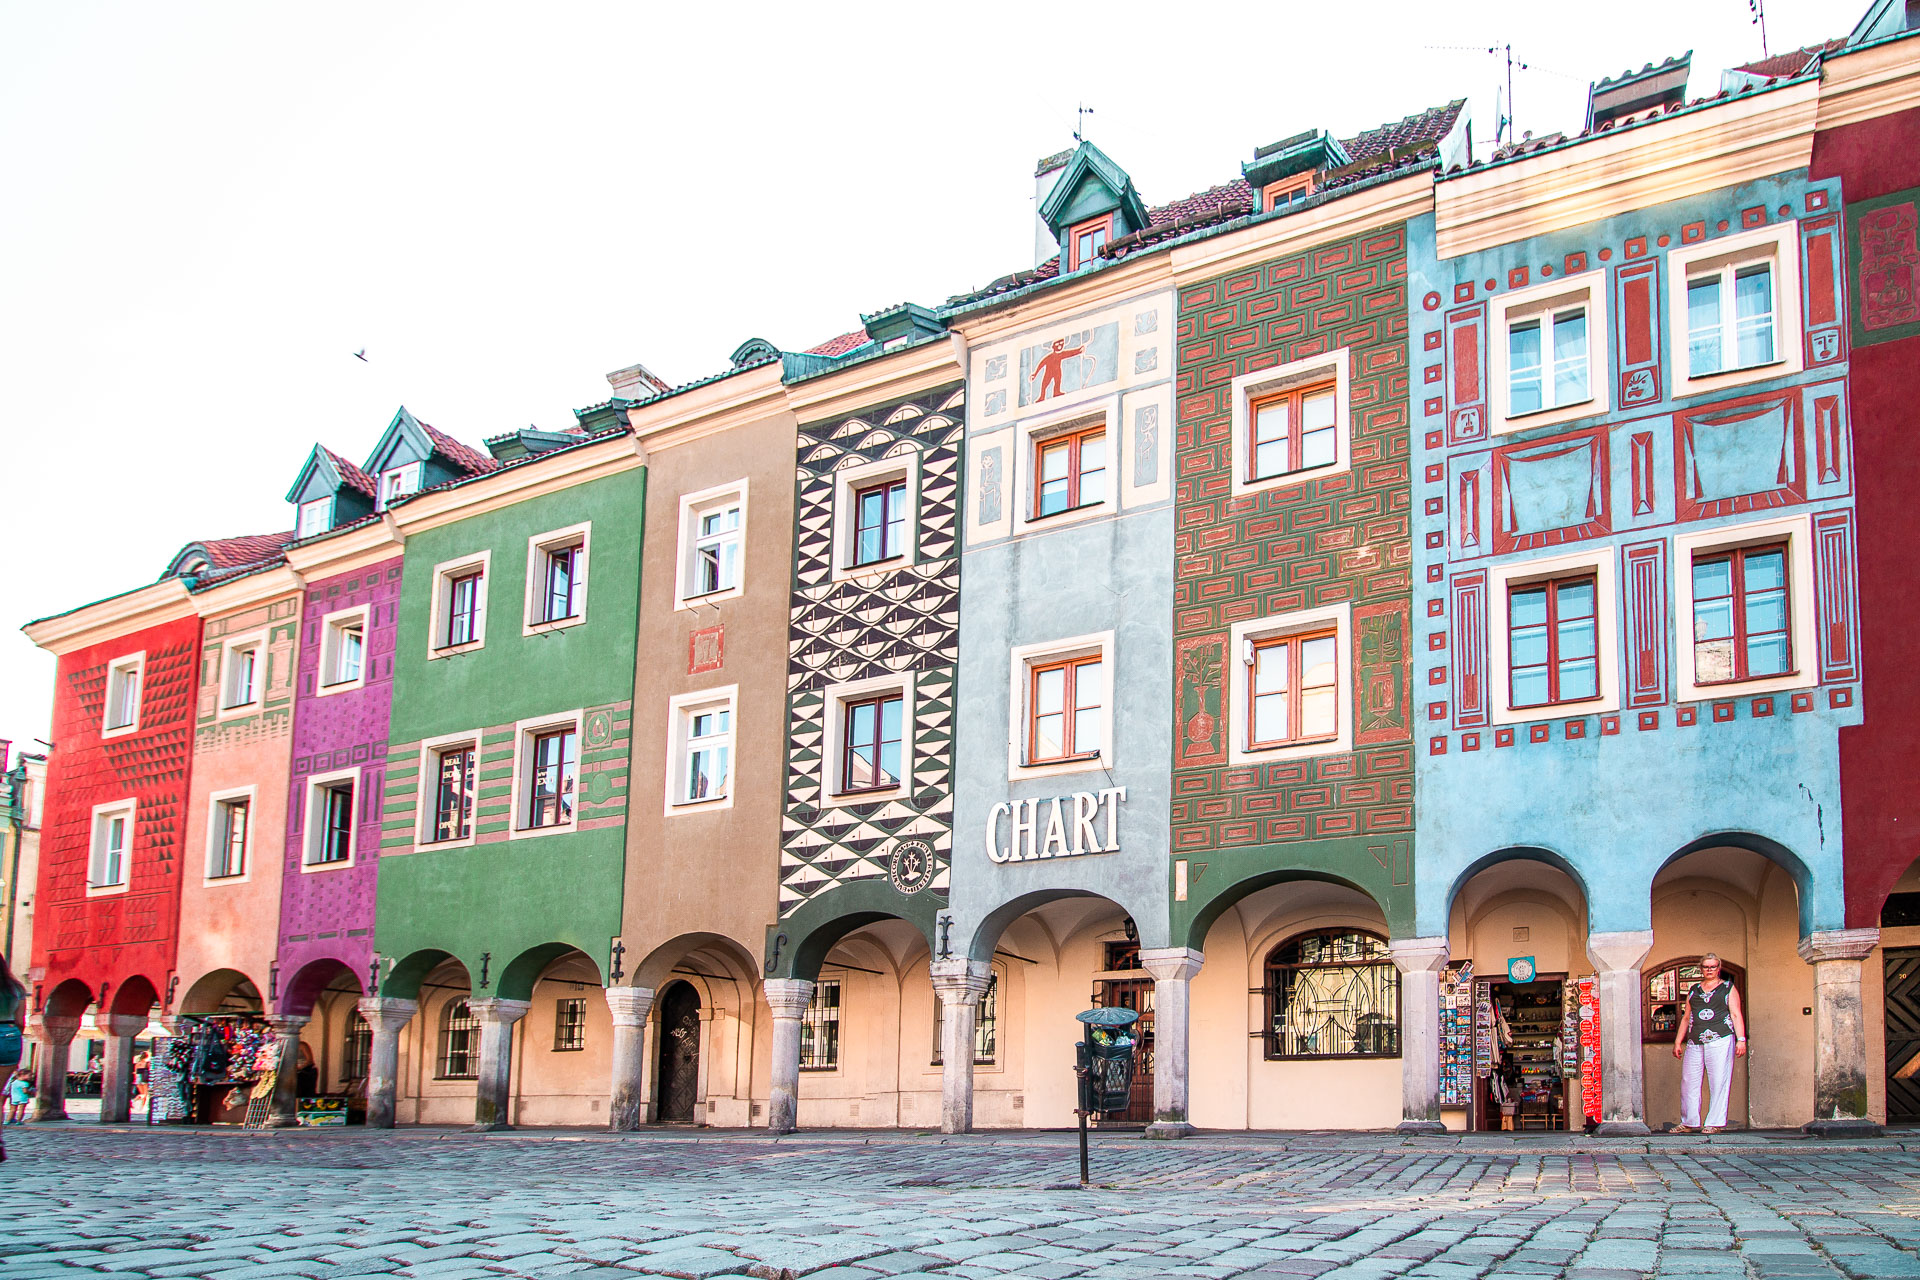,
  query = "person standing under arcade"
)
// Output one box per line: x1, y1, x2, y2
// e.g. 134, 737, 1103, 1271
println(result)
1672, 953, 1747, 1133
